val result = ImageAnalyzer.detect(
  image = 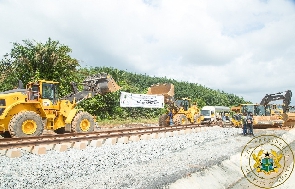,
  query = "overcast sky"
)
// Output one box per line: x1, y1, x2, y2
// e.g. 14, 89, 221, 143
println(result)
1, 0, 295, 104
